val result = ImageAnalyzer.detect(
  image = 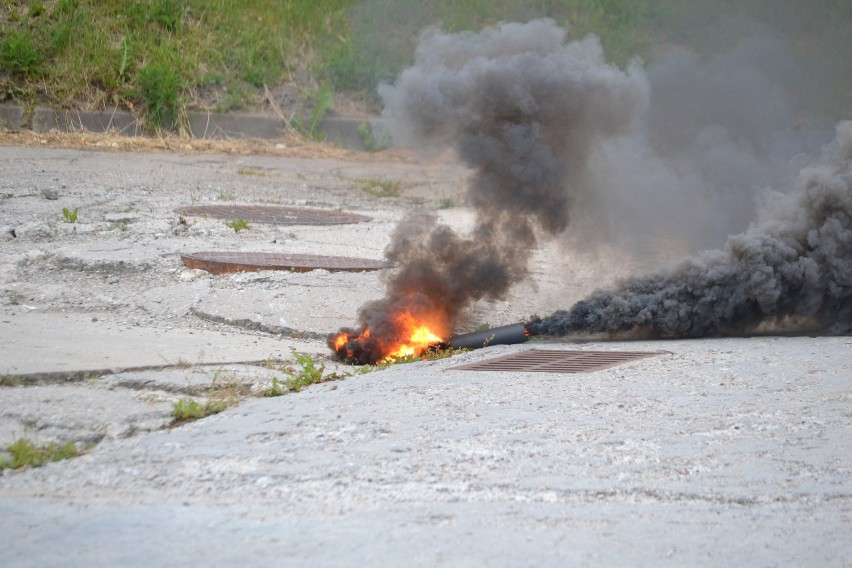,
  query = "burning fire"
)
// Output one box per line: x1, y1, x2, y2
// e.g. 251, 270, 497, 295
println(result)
328, 299, 449, 364
389, 321, 444, 359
